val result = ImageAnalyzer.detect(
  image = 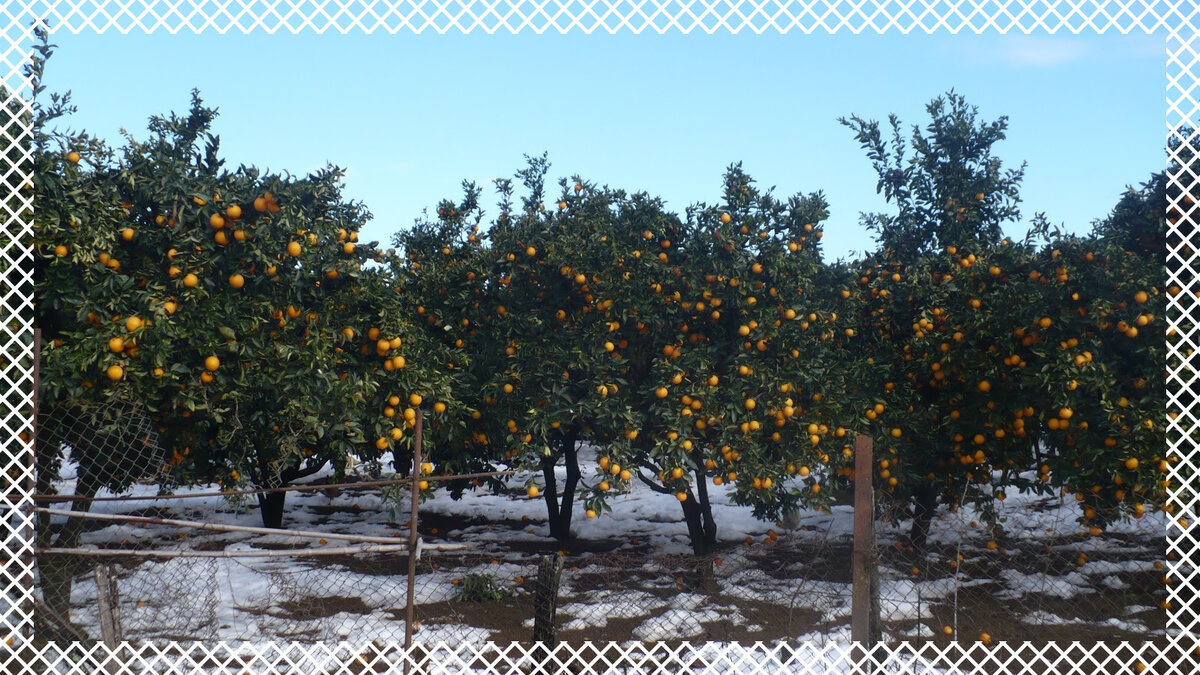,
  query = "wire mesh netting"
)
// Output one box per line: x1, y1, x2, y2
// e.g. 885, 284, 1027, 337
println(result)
874, 497, 1171, 645
26, 492, 1176, 652
410, 553, 533, 644
18, 396, 1179, 658
35, 402, 167, 500
34, 548, 419, 645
